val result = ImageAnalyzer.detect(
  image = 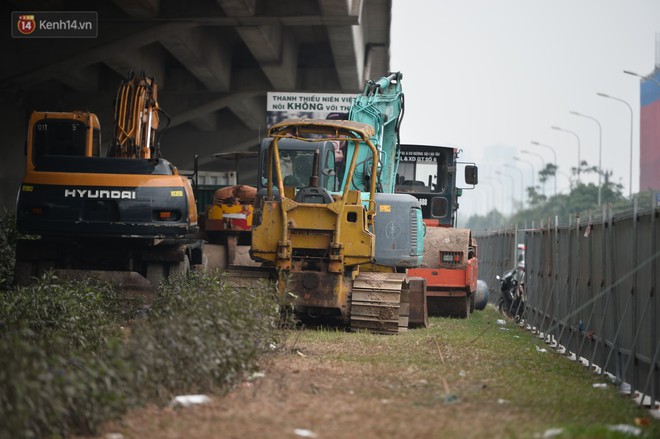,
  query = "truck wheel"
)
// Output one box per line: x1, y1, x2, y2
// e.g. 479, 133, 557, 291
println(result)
146, 263, 166, 287
13, 260, 35, 286
192, 254, 208, 273
169, 255, 190, 278
203, 244, 227, 272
